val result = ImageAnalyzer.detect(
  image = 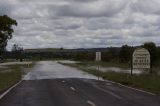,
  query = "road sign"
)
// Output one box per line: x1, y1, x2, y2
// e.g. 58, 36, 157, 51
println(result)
132, 48, 150, 69
96, 52, 101, 61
